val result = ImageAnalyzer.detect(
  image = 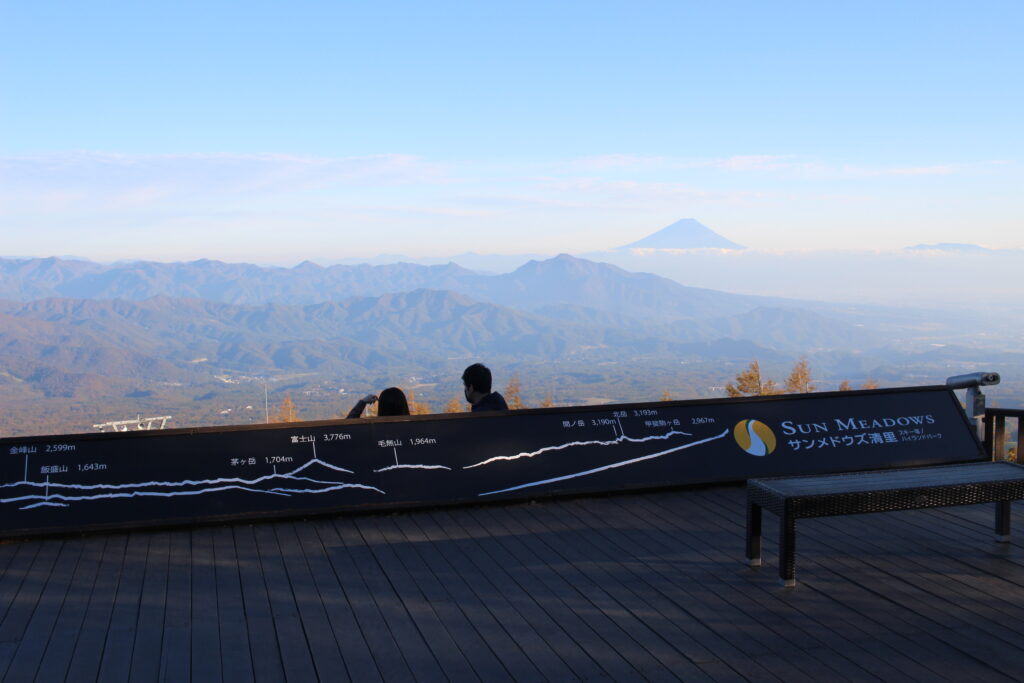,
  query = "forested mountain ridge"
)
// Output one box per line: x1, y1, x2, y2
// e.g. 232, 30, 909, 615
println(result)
0, 254, 790, 321
1, 286, 890, 400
